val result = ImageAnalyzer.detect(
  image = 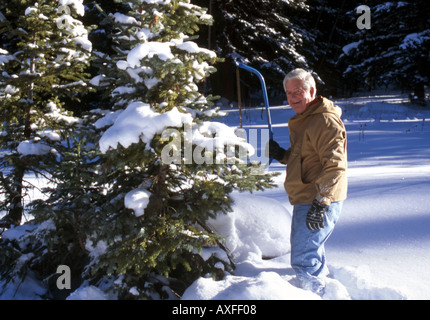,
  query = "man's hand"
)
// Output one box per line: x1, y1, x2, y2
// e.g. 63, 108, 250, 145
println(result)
306, 200, 328, 231
268, 139, 286, 162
